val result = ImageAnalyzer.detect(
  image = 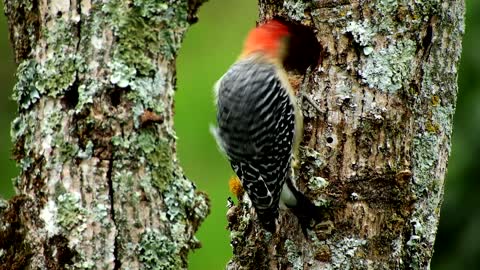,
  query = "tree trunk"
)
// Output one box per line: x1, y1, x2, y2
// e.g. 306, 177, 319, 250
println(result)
227, 1, 465, 269
0, 0, 209, 269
